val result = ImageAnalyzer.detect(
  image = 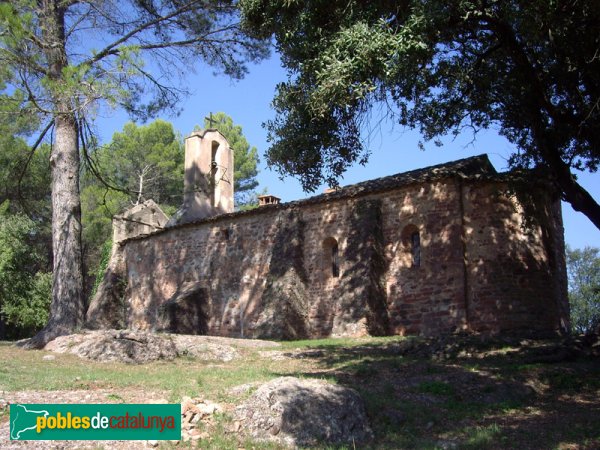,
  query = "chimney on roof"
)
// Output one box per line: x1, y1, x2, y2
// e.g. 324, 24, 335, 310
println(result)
258, 195, 281, 206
